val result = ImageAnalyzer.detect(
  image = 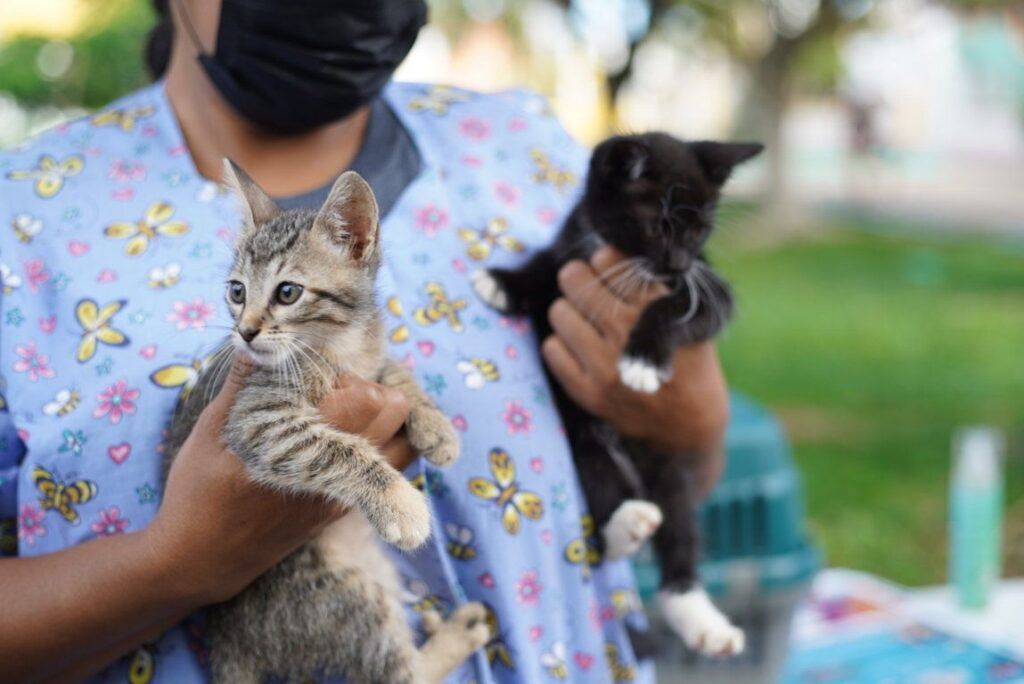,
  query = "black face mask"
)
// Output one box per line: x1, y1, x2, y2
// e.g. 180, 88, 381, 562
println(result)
179, 0, 427, 134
